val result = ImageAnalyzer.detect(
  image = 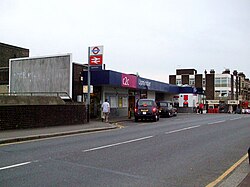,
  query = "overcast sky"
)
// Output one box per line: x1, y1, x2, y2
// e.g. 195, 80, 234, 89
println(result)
1, 0, 250, 82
